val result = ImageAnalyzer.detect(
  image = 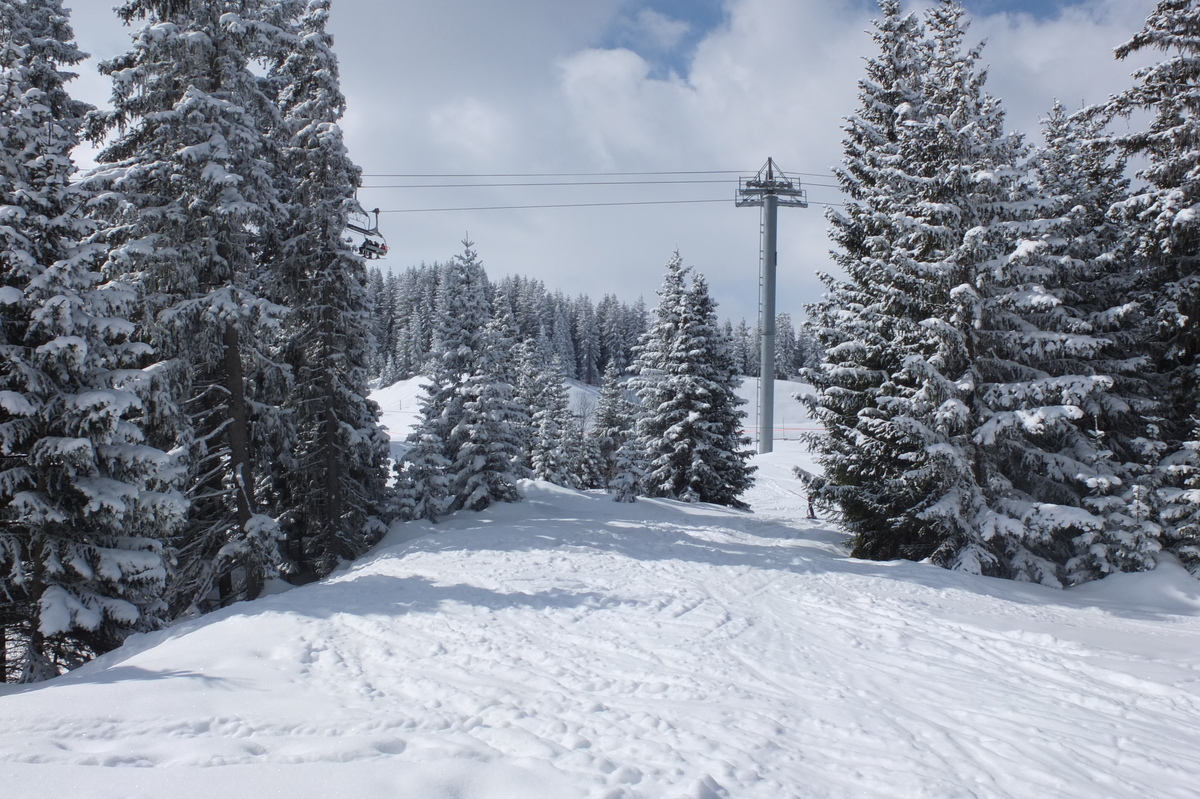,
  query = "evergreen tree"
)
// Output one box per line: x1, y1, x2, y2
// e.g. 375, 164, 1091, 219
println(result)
401, 242, 525, 516
271, 0, 392, 579
608, 437, 644, 503
806, 0, 981, 567
446, 292, 525, 512
89, 0, 294, 611
733, 318, 755, 376
804, 0, 1124, 584
0, 0, 181, 682
794, 325, 821, 373
363, 264, 386, 374
593, 360, 635, 486
394, 423, 450, 523
629, 253, 754, 507
1105, 0, 1200, 575
565, 415, 605, 490
775, 313, 798, 379
574, 297, 602, 386
749, 318, 763, 378
527, 354, 575, 487
550, 298, 577, 380
1015, 103, 1158, 583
